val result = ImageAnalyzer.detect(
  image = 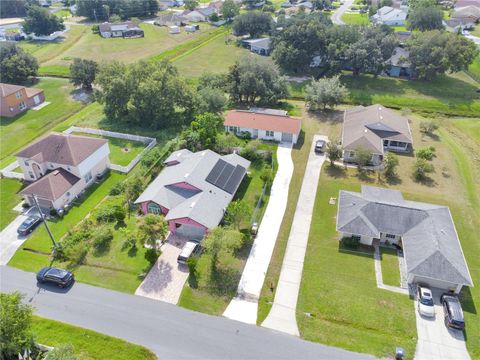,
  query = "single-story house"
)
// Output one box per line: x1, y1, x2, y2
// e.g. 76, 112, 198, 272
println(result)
336, 186, 474, 294
154, 12, 189, 27
225, 109, 302, 144
0, 83, 45, 118
371, 6, 407, 26
182, 5, 218, 22
16, 133, 110, 211
341, 104, 413, 165
242, 37, 272, 55
99, 21, 144, 38
385, 46, 412, 78
394, 31, 412, 46
135, 149, 250, 239
444, 18, 475, 32
451, 5, 480, 22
